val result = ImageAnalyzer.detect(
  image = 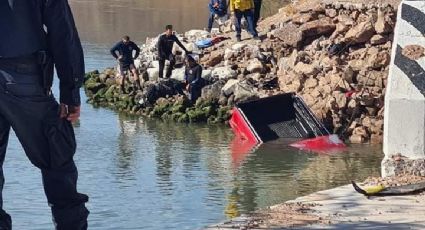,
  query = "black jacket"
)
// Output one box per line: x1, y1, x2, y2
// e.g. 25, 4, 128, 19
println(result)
0, 0, 84, 106
110, 41, 140, 64
157, 34, 187, 59
185, 64, 203, 87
